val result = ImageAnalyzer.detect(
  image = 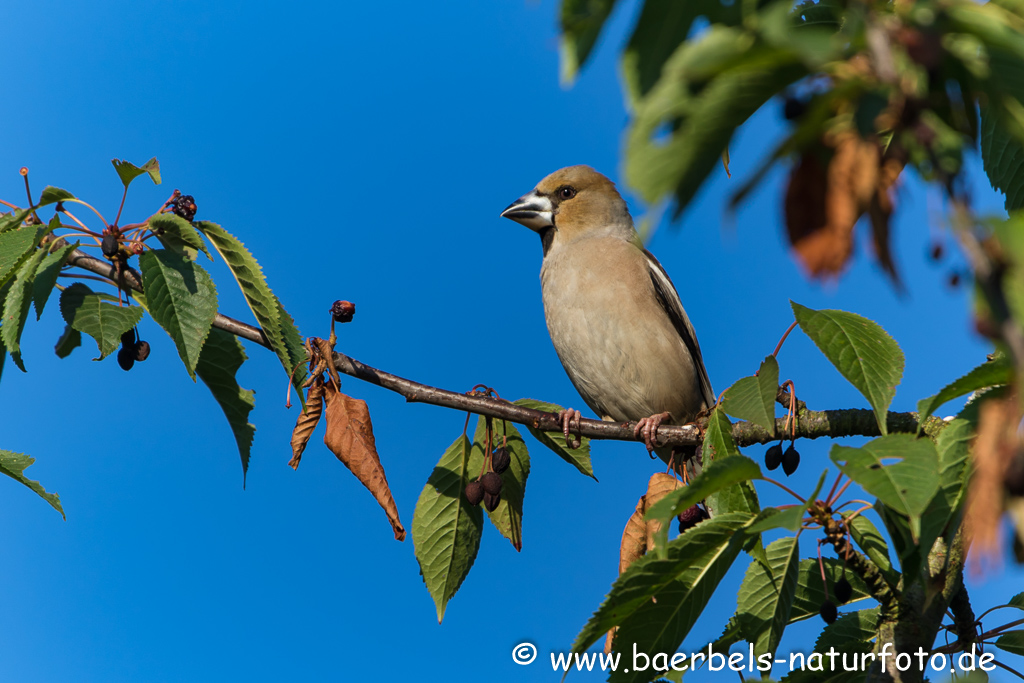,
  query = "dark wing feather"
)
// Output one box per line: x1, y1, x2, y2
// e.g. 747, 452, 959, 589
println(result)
644, 249, 716, 408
